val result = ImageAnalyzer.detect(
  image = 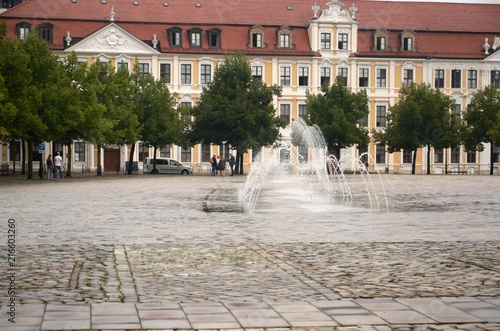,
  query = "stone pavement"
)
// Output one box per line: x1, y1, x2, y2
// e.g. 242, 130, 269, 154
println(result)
0, 173, 499, 330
